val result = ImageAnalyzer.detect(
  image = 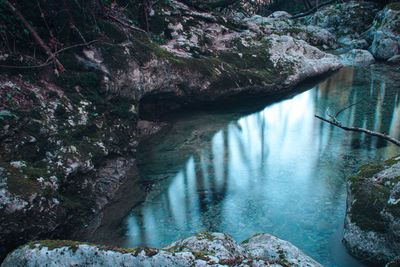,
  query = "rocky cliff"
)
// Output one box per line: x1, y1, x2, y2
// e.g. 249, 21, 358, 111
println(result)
302, 1, 400, 66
